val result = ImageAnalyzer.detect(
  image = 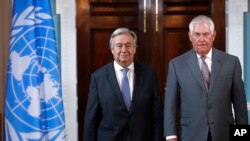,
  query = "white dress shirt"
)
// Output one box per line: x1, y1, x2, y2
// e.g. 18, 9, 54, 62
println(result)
114, 61, 134, 100
197, 48, 212, 73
